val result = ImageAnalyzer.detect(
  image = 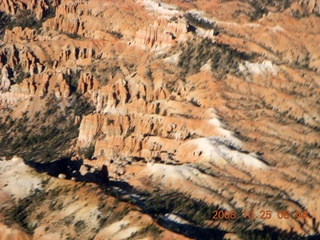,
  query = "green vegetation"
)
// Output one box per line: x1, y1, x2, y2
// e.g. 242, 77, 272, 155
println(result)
0, 2, 55, 38
106, 30, 123, 39
15, 69, 30, 84
0, 115, 78, 162
129, 224, 163, 239
3, 186, 95, 238
64, 32, 82, 39
238, 226, 310, 240
178, 38, 256, 78
0, 93, 94, 163
178, 38, 210, 75
4, 189, 48, 235
102, 186, 320, 239
97, 200, 131, 228
142, 192, 219, 225
79, 144, 95, 159
62, 215, 75, 226
75, 97, 95, 116
2, 4, 55, 31
184, 13, 216, 30
0, 11, 11, 38
15, 64, 31, 84
74, 220, 86, 232
249, 1, 268, 21
63, 70, 81, 92
244, 0, 295, 21
107, 119, 114, 125
7, 10, 42, 30
0, 10, 42, 36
